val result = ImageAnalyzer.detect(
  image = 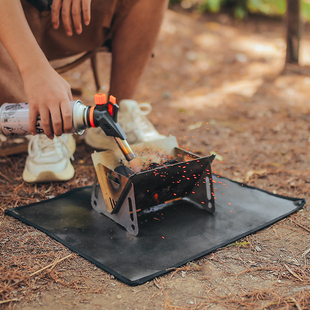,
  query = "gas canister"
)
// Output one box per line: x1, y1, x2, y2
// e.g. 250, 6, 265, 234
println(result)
0, 100, 86, 136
